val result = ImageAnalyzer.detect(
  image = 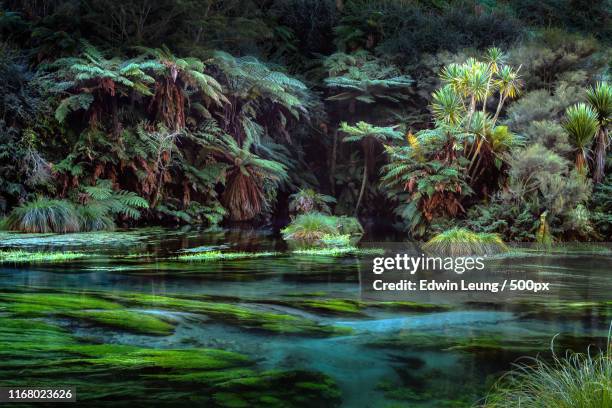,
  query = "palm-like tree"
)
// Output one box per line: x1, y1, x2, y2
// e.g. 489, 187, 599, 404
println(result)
462, 59, 490, 129
563, 103, 599, 175
441, 63, 468, 99
340, 121, 403, 215
435, 50, 522, 193
585, 82, 612, 183
491, 65, 522, 126
481, 47, 506, 114
440, 59, 491, 130
137, 46, 228, 130
431, 85, 465, 127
